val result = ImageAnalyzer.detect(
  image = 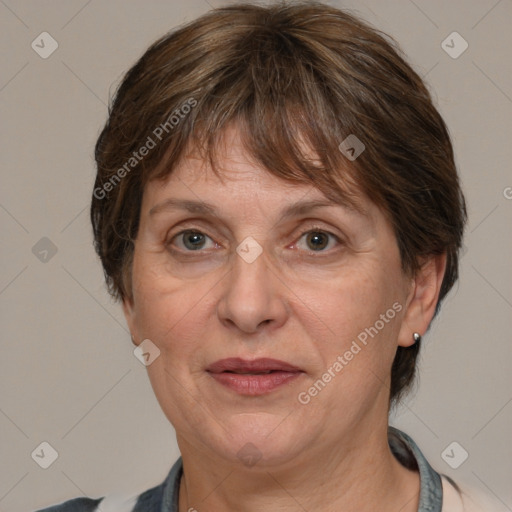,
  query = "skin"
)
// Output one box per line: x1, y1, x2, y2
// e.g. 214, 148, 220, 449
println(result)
123, 124, 446, 512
